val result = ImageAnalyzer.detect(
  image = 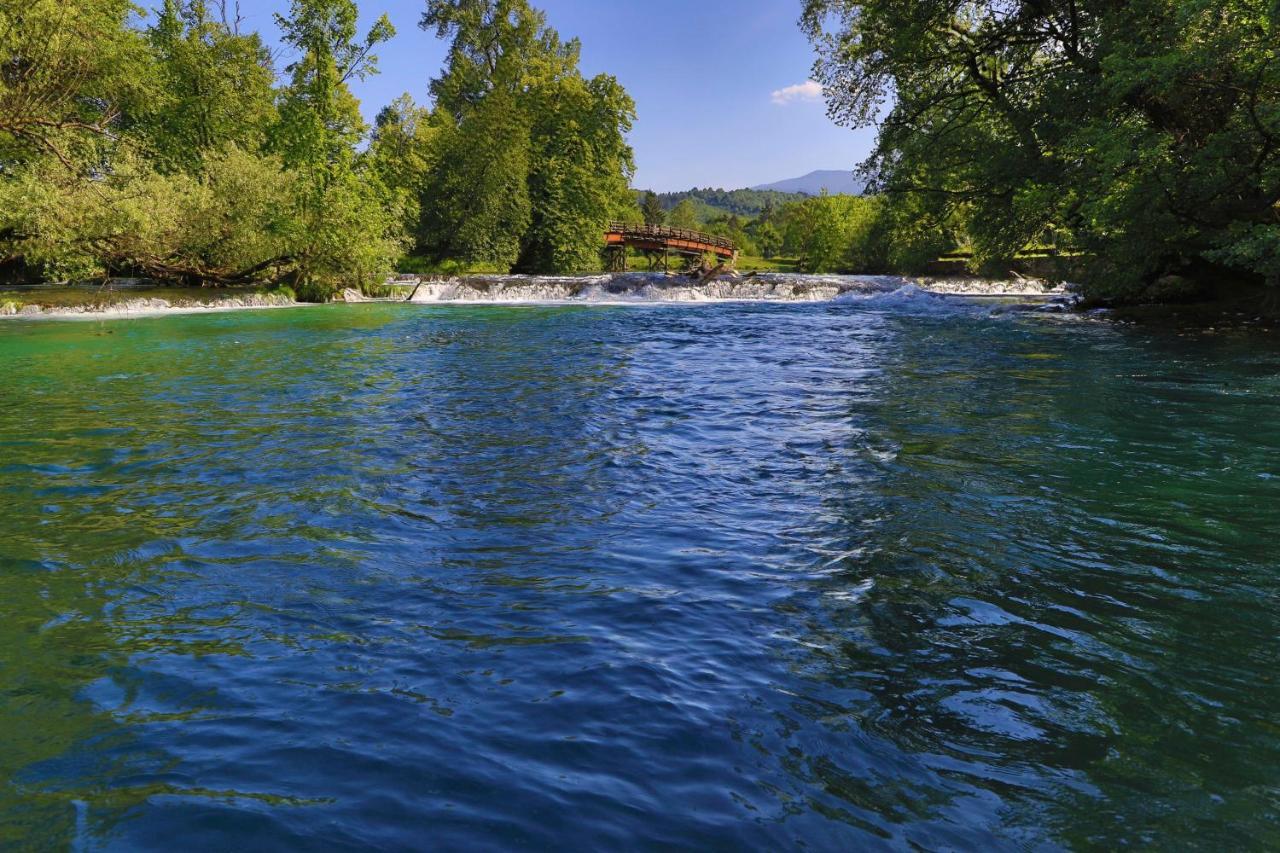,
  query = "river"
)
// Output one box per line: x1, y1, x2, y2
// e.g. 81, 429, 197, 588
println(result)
1, 288, 1277, 848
